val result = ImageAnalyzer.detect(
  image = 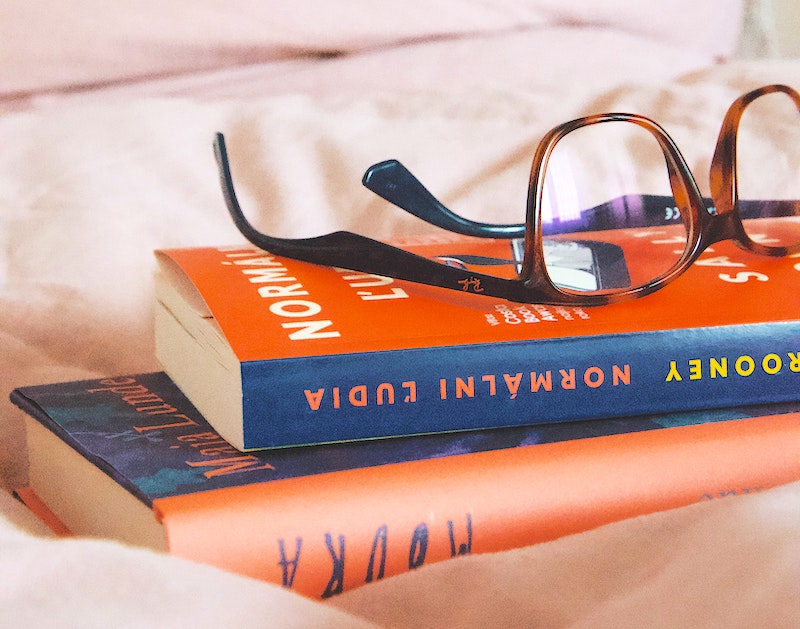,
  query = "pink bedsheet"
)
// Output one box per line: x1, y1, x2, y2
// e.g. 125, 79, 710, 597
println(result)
2, 2, 799, 626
